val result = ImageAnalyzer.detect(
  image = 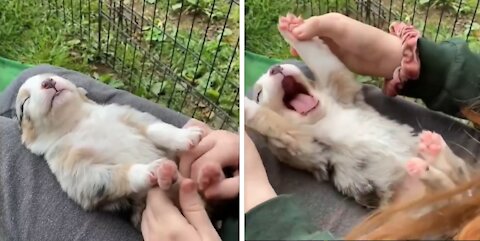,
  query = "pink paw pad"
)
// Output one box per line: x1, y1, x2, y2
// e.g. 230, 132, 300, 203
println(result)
198, 163, 224, 191
278, 14, 303, 35
418, 131, 444, 158
406, 157, 429, 178
156, 160, 178, 190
